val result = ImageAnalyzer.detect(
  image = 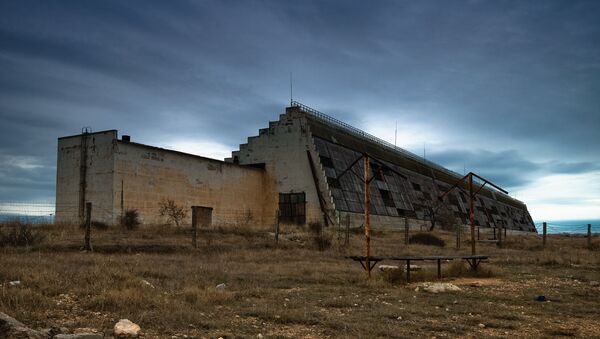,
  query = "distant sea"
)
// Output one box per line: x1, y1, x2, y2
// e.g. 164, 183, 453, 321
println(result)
0, 213, 54, 224
534, 220, 600, 234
